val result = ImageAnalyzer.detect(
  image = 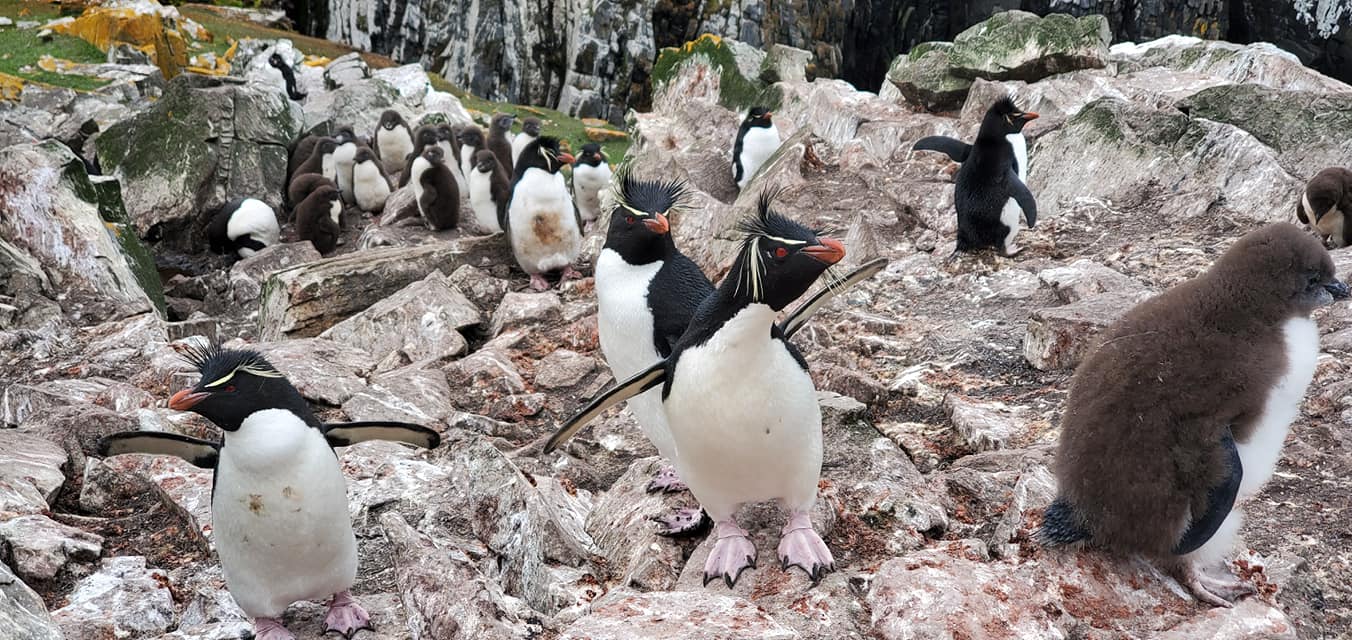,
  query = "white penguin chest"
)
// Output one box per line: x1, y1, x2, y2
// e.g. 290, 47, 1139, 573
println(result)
736, 125, 781, 186
353, 162, 390, 205
595, 249, 663, 378
410, 156, 431, 201
508, 169, 581, 273
572, 164, 612, 221
512, 134, 537, 164
1007, 133, 1028, 182
1236, 317, 1318, 500
377, 128, 412, 162
460, 147, 476, 181
468, 169, 502, 233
